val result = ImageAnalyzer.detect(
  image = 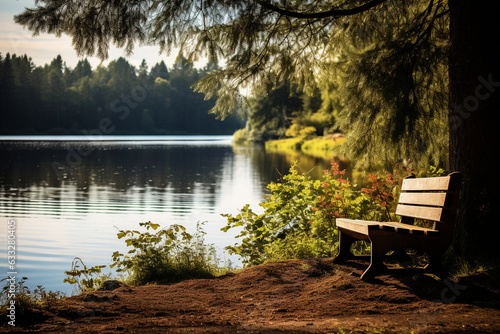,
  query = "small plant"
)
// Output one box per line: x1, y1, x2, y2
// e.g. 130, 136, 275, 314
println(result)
64, 257, 108, 293
110, 221, 218, 285
0, 277, 65, 320
1, 277, 33, 318
31, 285, 66, 308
